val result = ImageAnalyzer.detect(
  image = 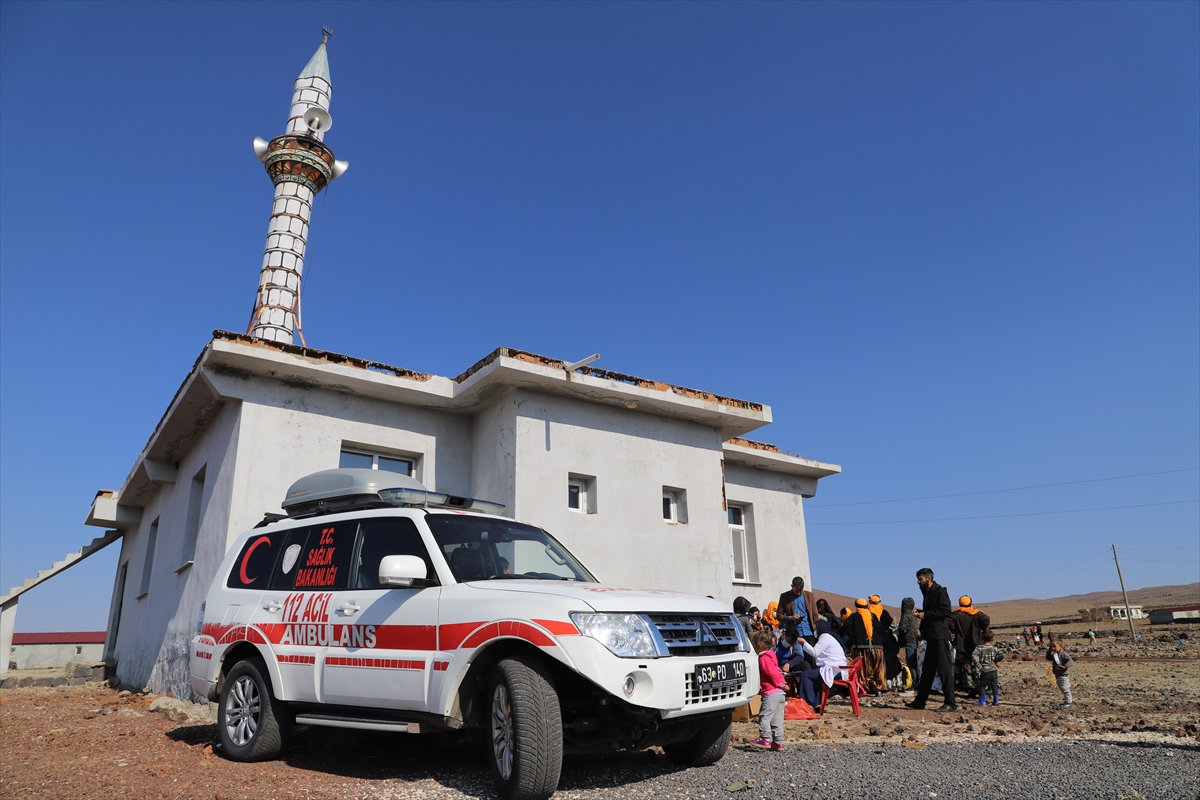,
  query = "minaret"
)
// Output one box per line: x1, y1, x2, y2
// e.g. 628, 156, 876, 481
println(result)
248, 31, 348, 344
